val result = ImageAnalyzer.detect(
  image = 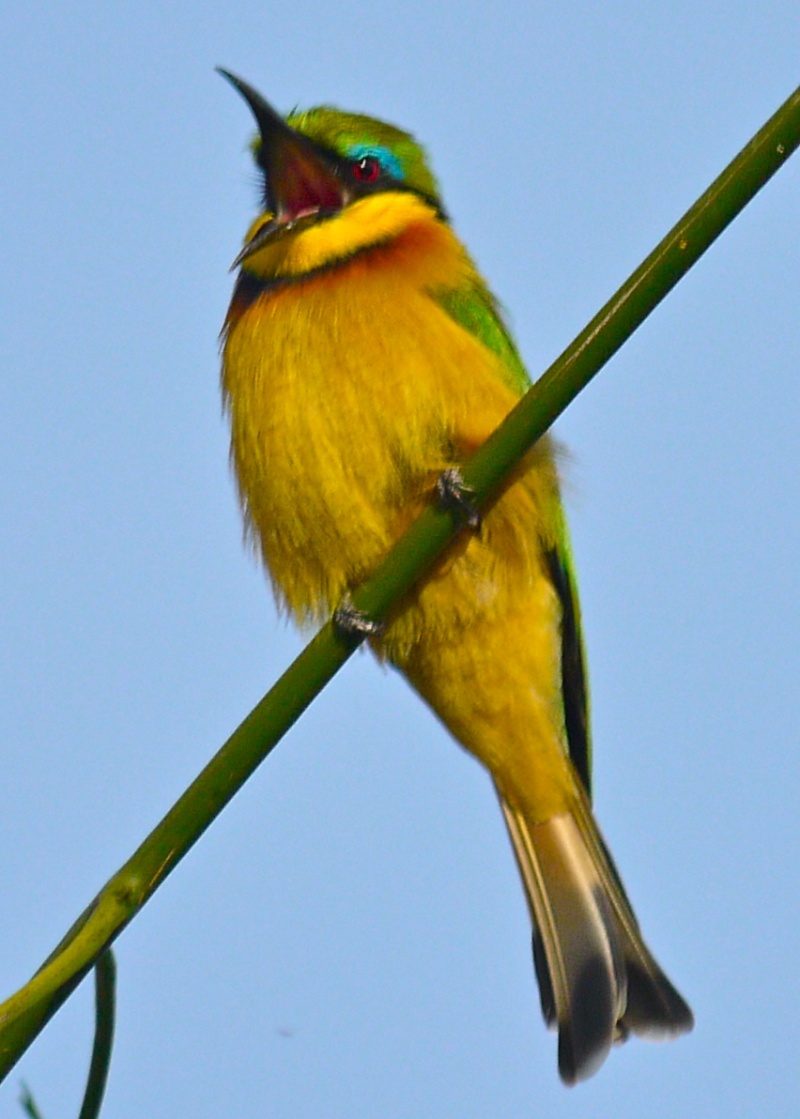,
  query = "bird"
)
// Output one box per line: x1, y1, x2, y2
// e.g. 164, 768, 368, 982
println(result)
218, 69, 693, 1084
